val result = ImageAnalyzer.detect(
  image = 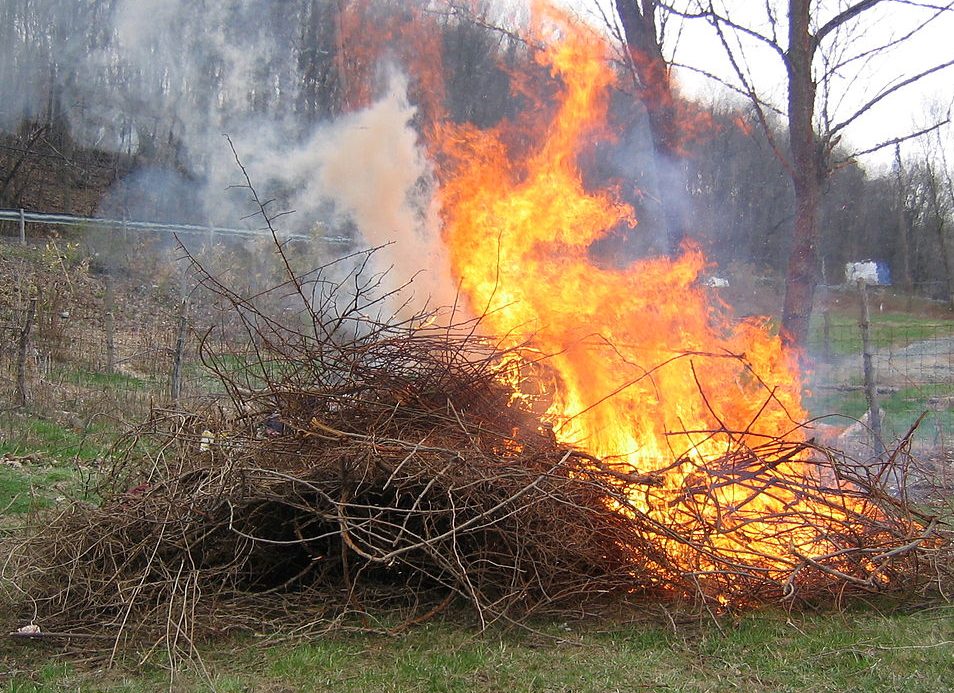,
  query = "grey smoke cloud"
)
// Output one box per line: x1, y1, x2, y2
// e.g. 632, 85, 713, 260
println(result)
0, 0, 456, 312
